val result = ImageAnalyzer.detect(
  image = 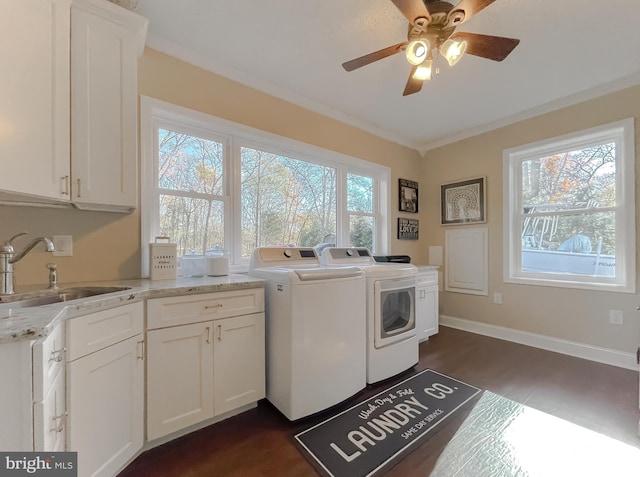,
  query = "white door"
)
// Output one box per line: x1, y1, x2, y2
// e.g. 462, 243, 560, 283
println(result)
33, 371, 66, 452
0, 0, 70, 200
67, 335, 143, 477
445, 227, 489, 295
146, 322, 214, 440
71, 2, 138, 208
417, 285, 439, 340
213, 313, 265, 416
